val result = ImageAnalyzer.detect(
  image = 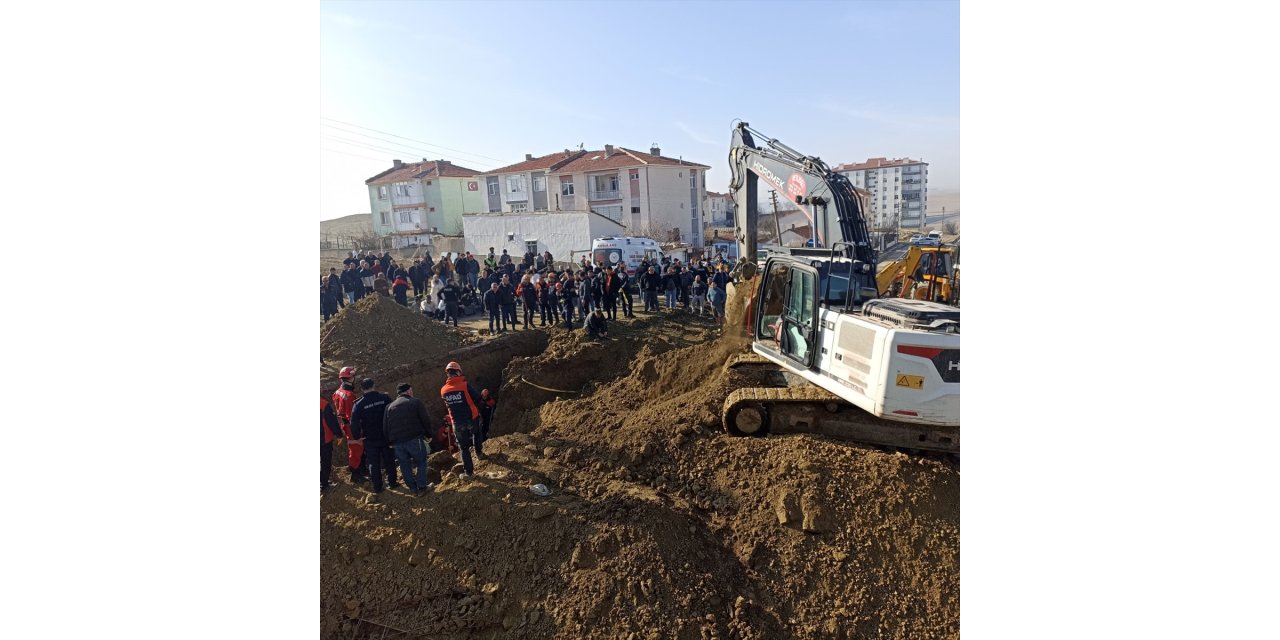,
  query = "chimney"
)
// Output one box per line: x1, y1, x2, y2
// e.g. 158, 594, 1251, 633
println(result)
525, 153, 534, 161
604, 144, 614, 157
393, 159, 403, 168
650, 144, 661, 156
